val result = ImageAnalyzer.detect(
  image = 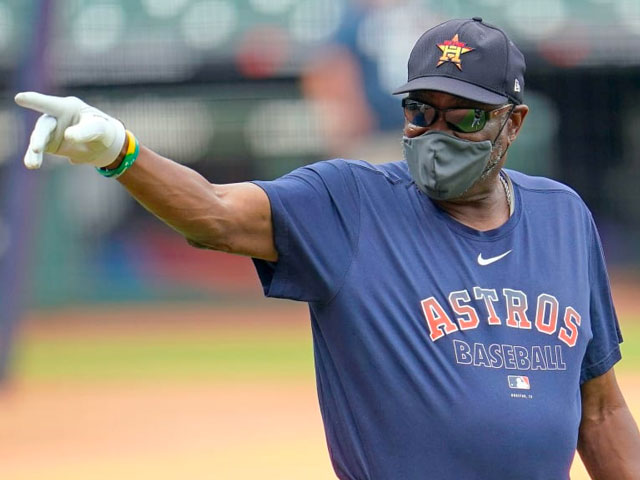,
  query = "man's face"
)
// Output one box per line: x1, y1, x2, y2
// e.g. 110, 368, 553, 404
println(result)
401, 90, 529, 199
